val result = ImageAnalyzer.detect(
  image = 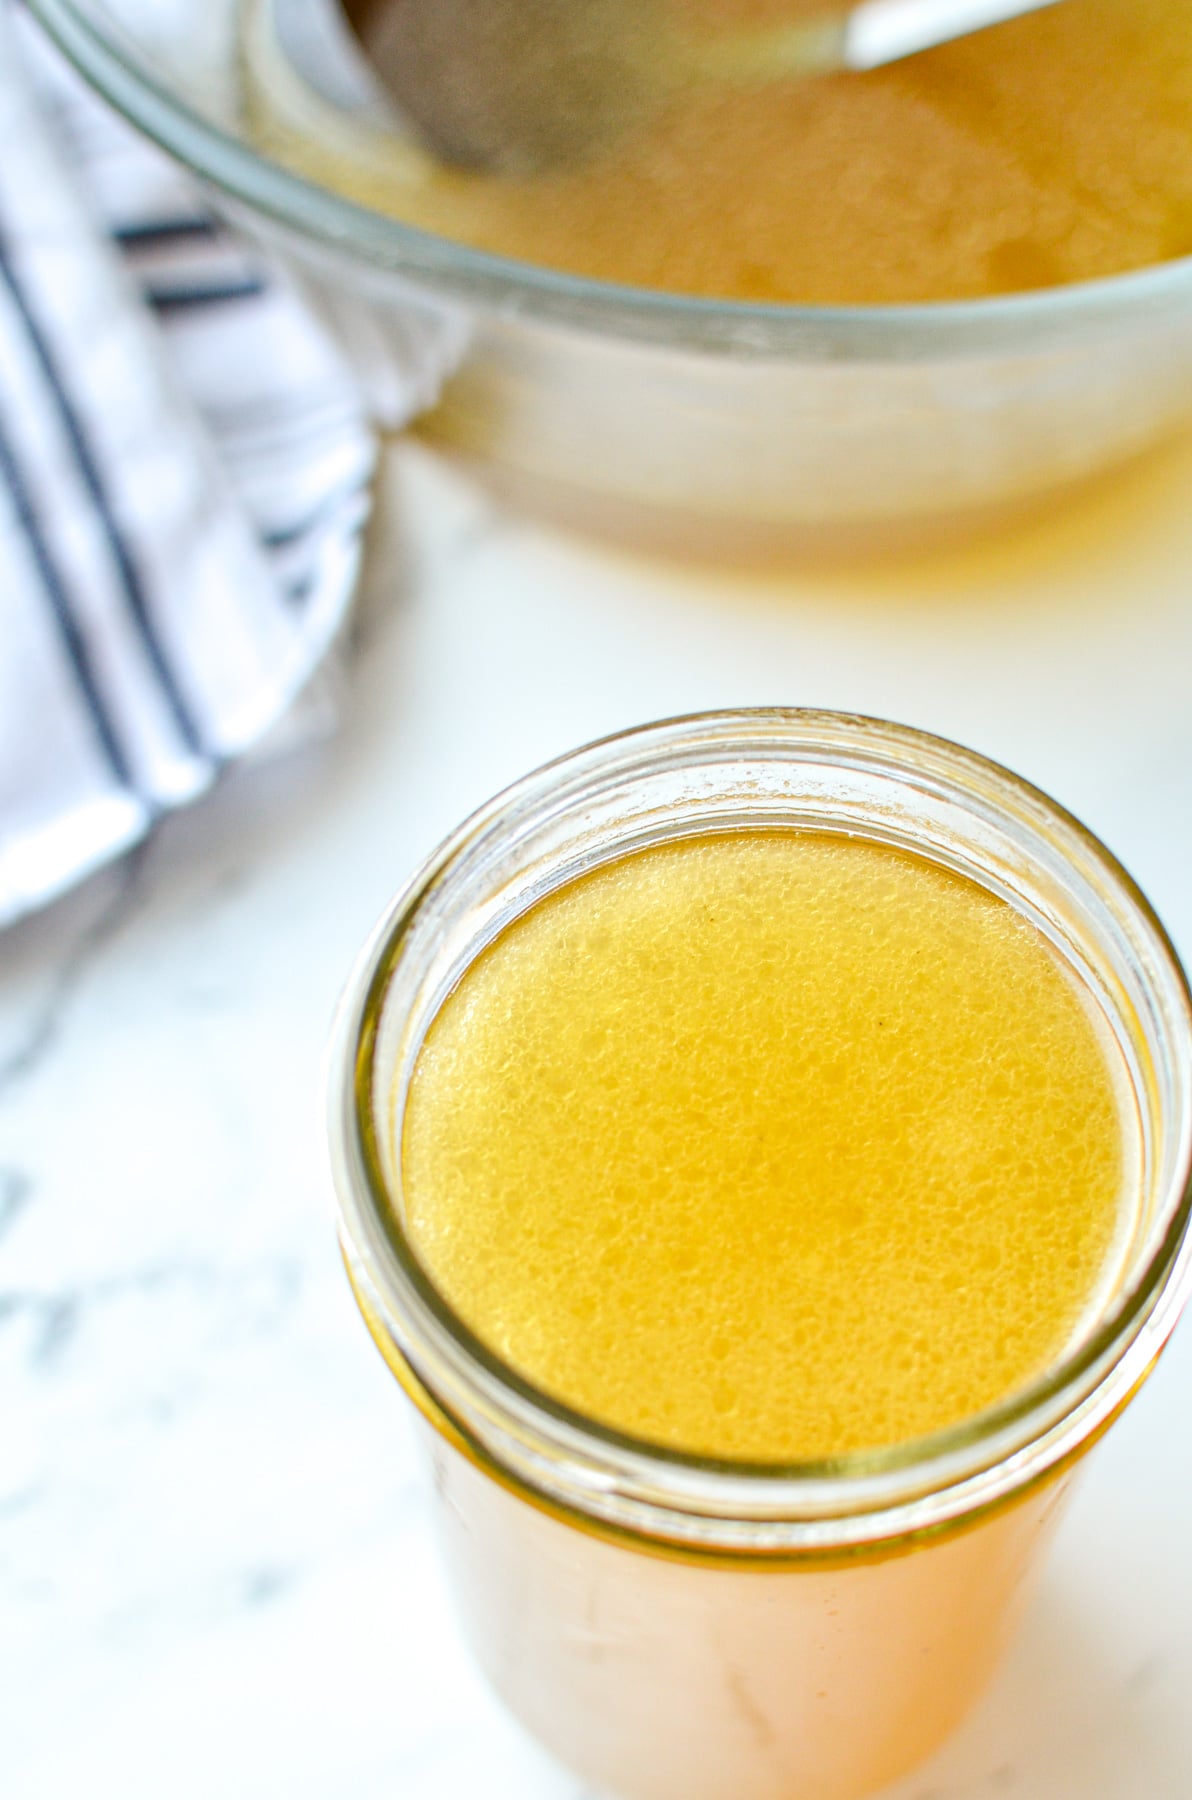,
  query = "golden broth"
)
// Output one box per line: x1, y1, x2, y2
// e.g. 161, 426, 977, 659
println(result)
401, 830, 1130, 1461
